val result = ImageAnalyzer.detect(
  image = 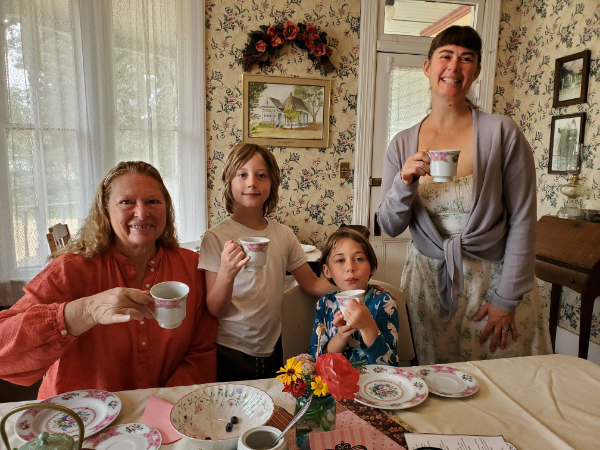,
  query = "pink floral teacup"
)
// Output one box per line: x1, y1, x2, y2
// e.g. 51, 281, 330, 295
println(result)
335, 289, 365, 317
427, 149, 461, 182
149, 281, 189, 329
240, 237, 270, 271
